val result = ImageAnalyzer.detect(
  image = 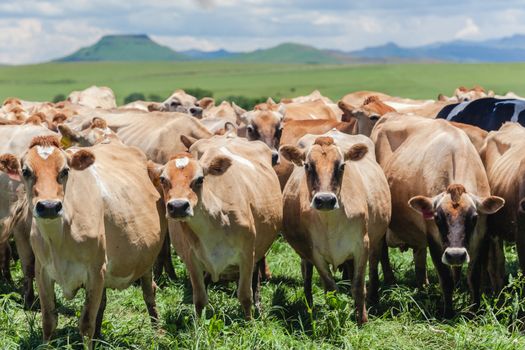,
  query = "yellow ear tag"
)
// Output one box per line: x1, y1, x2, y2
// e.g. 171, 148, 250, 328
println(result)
60, 136, 72, 149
